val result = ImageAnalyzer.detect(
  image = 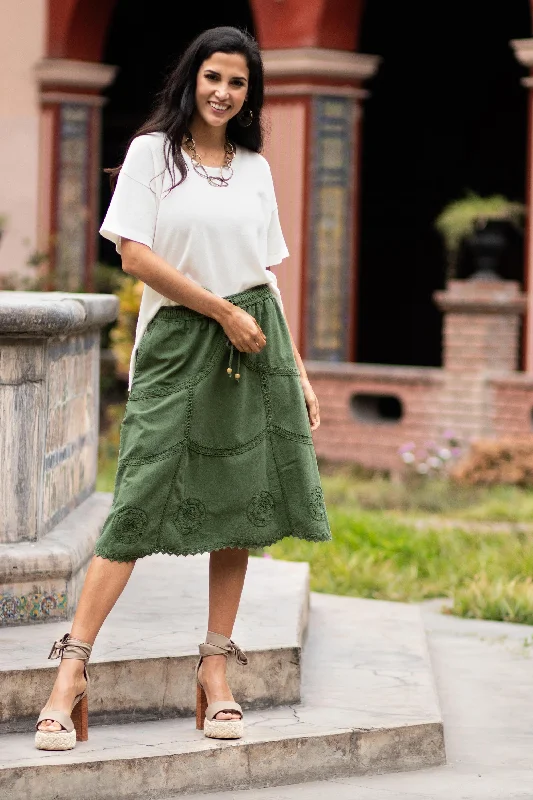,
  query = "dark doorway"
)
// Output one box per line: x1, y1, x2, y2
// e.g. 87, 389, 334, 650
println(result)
356, 0, 531, 367
98, 3, 255, 267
